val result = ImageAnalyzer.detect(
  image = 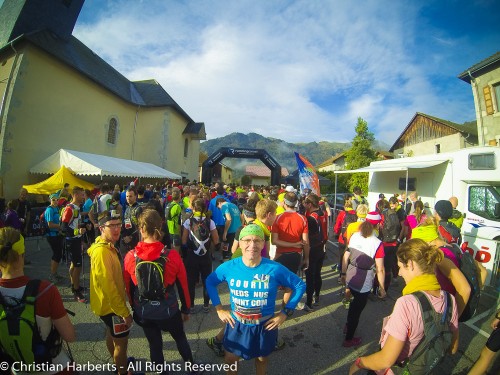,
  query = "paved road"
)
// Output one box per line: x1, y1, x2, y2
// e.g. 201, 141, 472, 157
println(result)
22, 234, 500, 375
